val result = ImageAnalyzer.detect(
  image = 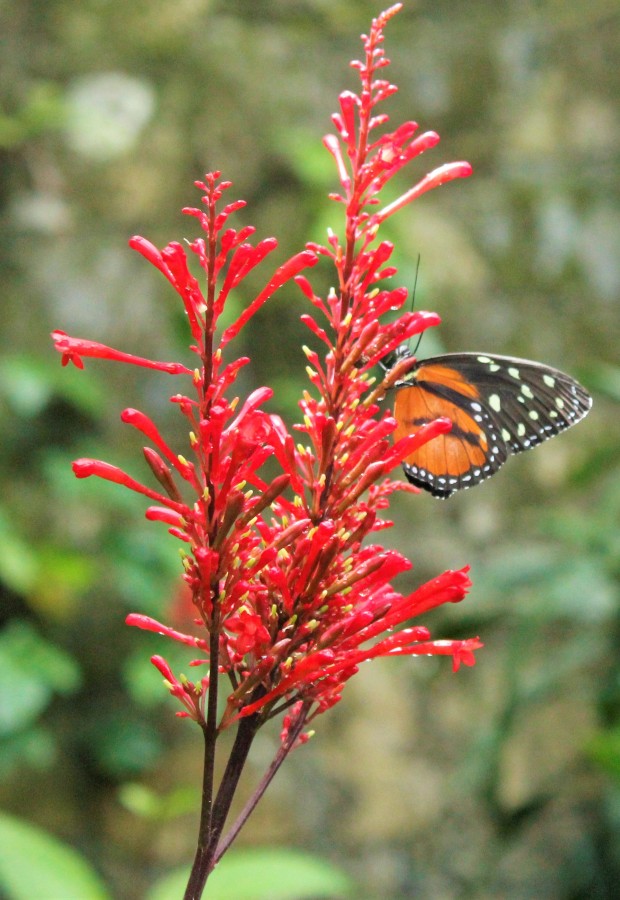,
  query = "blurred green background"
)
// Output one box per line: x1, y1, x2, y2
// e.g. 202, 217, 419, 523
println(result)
1, 1, 618, 898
